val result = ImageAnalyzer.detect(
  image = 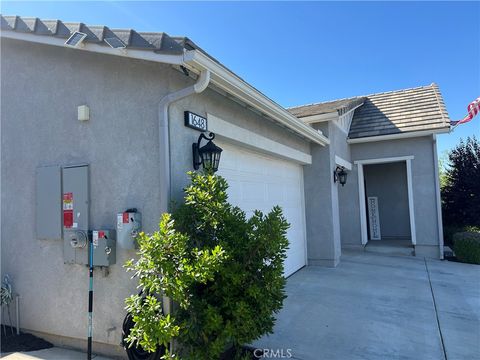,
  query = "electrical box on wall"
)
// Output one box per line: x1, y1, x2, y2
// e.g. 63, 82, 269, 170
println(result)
117, 209, 142, 250
91, 230, 116, 267
62, 164, 90, 265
